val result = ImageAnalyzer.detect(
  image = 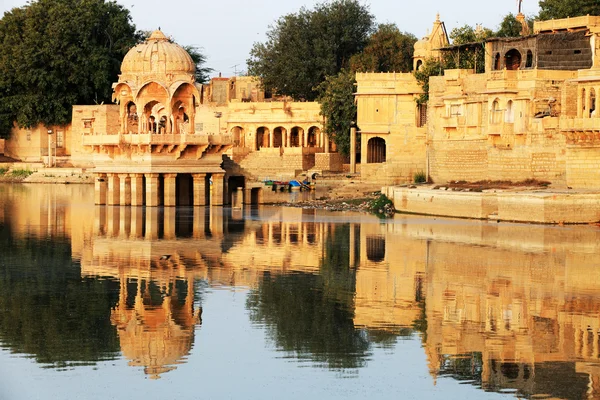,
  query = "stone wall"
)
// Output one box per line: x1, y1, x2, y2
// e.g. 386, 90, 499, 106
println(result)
566, 146, 600, 189
537, 31, 592, 71
314, 153, 344, 172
